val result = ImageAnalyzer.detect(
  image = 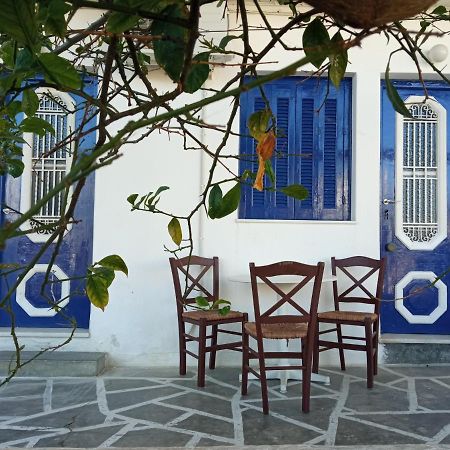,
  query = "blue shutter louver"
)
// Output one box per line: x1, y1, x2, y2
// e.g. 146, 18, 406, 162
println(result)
275, 97, 289, 207
323, 99, 337, 209
300, 98, 314, 209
